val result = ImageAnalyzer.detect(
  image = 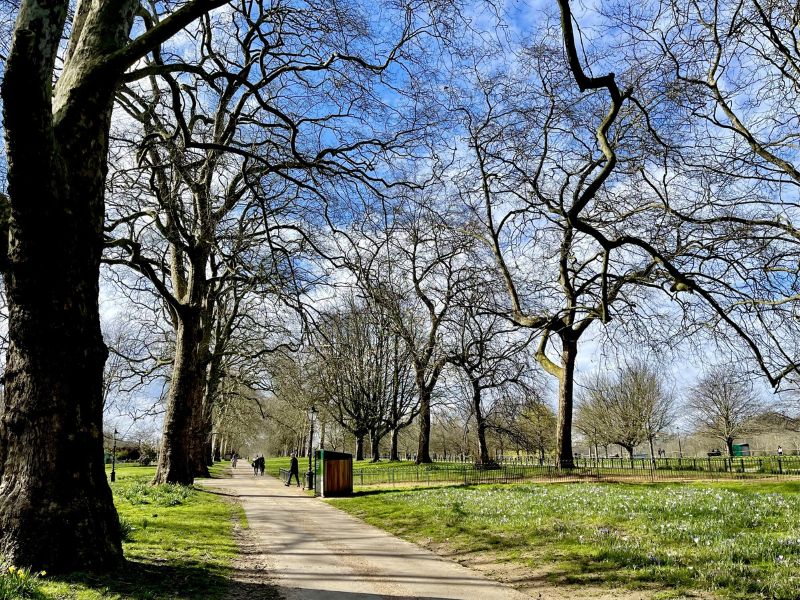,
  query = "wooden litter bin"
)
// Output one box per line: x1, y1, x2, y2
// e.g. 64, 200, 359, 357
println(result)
314, 450, 353, 497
